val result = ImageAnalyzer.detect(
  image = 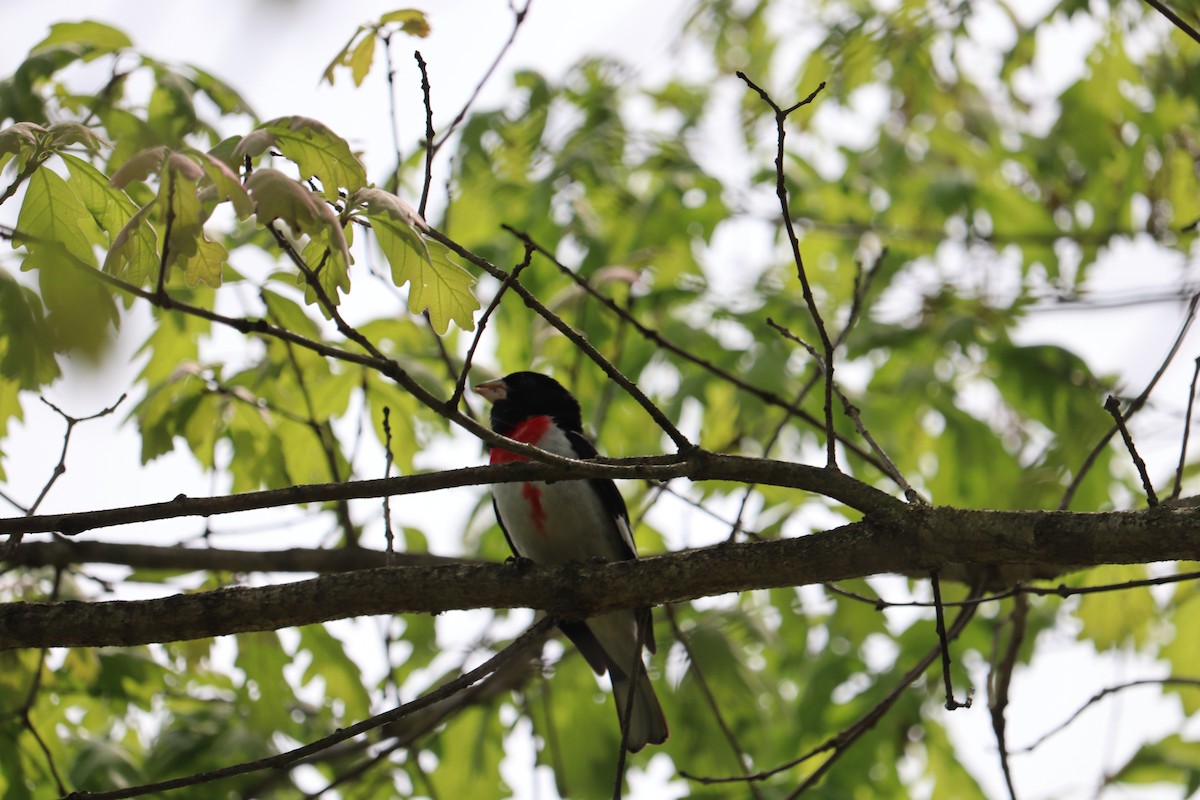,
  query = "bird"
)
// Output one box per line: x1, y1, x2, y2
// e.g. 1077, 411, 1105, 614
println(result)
474, 371, 668, 752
